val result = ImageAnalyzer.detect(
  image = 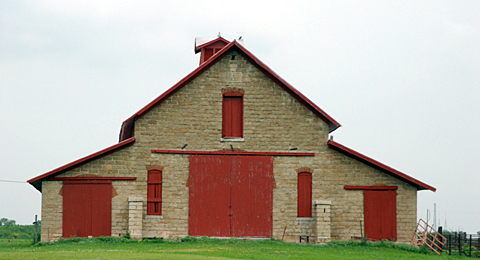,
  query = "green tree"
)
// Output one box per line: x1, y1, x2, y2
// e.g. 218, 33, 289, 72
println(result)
5, 219, 16, 227
0, 217, 40, 239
